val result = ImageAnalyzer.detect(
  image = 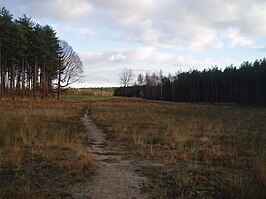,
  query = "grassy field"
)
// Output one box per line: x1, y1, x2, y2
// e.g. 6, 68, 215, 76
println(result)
1, 96, 265, 198
63, 95, 112, 101
88, 97, 266, 198
0, 99, 95, 198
